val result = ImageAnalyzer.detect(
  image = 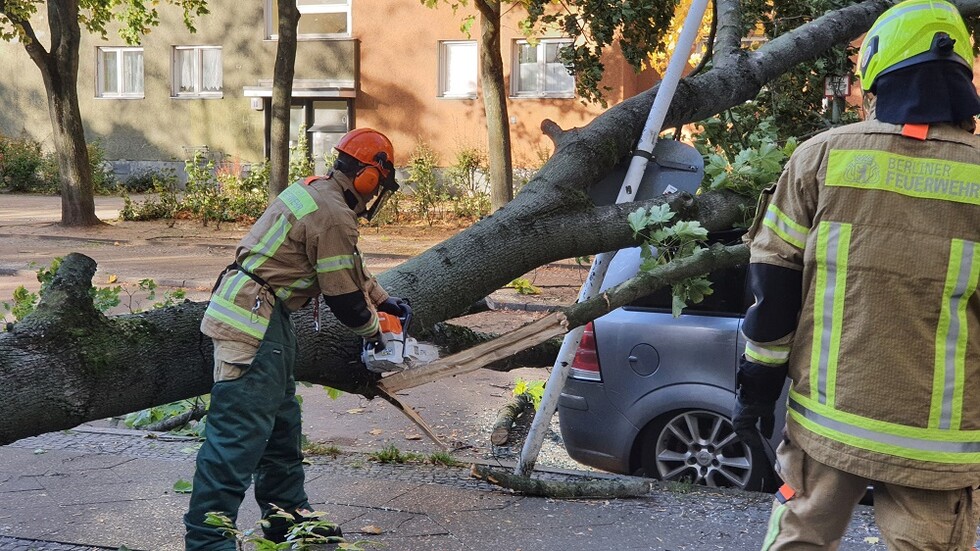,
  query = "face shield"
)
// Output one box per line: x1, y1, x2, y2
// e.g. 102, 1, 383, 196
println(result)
361, 160, 399, 222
